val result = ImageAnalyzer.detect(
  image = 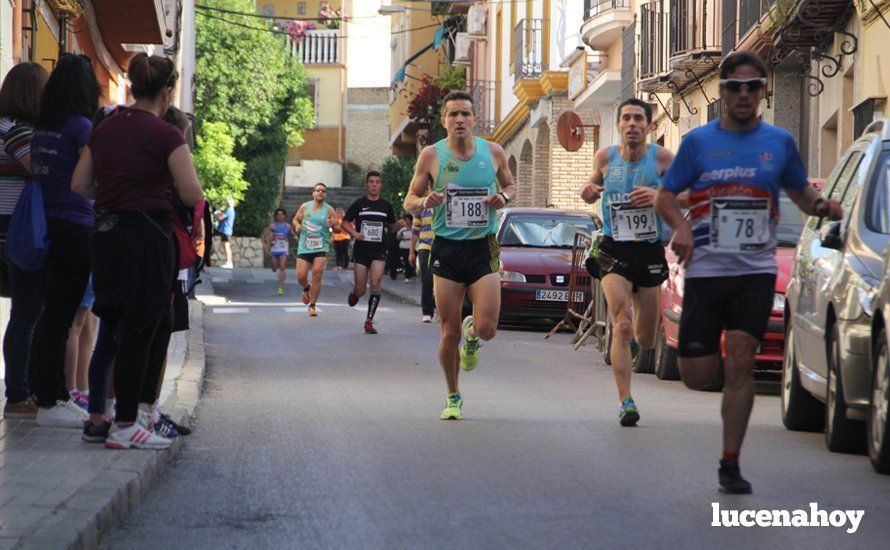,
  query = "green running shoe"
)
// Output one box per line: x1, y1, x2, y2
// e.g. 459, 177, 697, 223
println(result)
619, 397, 640, 427
440, 393, 462, 420
459, 315, 482, 371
